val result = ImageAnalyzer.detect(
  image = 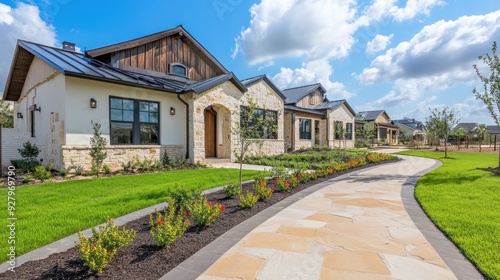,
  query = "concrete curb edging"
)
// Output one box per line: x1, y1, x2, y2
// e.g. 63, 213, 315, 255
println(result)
399, 155, 485, 280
